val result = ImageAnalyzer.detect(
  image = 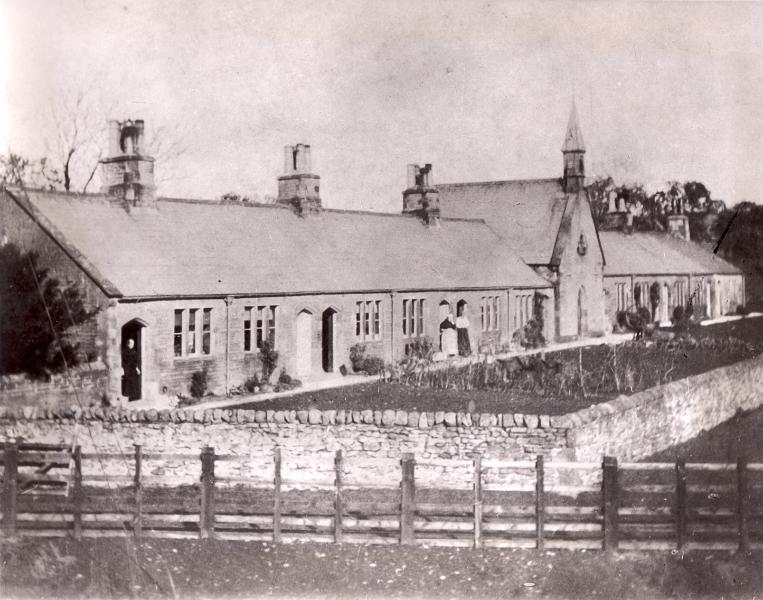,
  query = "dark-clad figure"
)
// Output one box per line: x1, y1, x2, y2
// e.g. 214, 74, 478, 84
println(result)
456, 306, 471, 357
121, 338, 141, 401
